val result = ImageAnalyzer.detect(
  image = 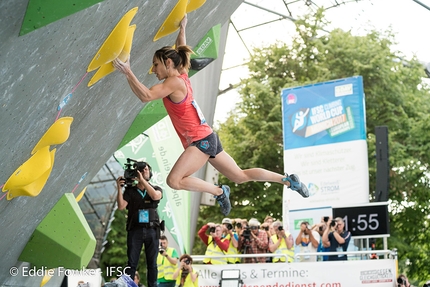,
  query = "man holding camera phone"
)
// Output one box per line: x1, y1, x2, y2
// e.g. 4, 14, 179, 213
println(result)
116, 161, 163, 287
157, 235, 179, 287
322, 217, 351, 261
295, 221, 320, 262
198, 223, 230, 264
